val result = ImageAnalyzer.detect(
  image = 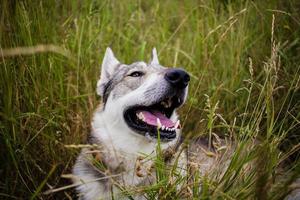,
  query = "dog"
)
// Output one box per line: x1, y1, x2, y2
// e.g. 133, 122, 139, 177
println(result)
72, 47, 190, 200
